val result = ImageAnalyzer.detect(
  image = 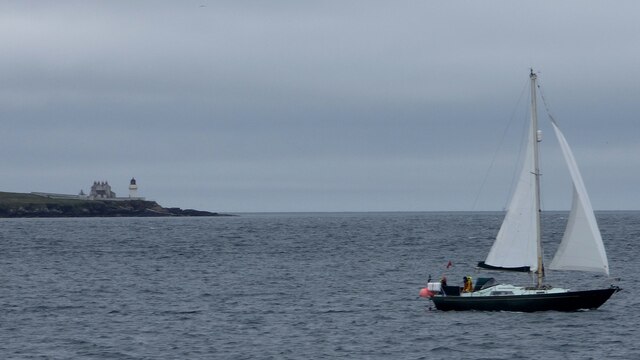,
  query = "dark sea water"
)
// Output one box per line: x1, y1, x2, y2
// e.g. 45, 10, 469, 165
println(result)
1, 212, 639, 359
